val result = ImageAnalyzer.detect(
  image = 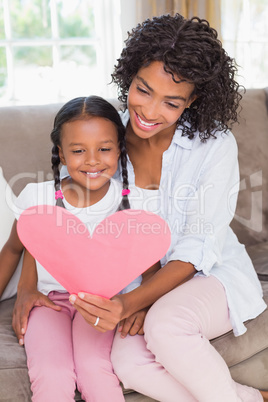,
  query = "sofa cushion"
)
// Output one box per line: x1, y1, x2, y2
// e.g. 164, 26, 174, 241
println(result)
211, 280, 268, 389
211, 284, 268, 367
0, 297, 31, 401
0, 104, 61, 196
247, 241, 268, 281
231, 88, 268, 247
